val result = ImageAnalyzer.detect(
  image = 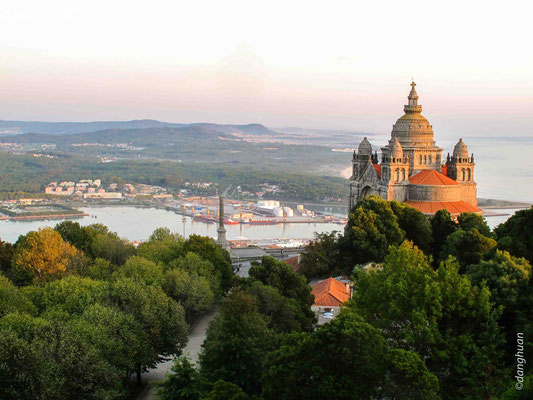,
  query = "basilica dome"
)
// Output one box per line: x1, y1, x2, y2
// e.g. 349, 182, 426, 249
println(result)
390, 82, 435, 147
